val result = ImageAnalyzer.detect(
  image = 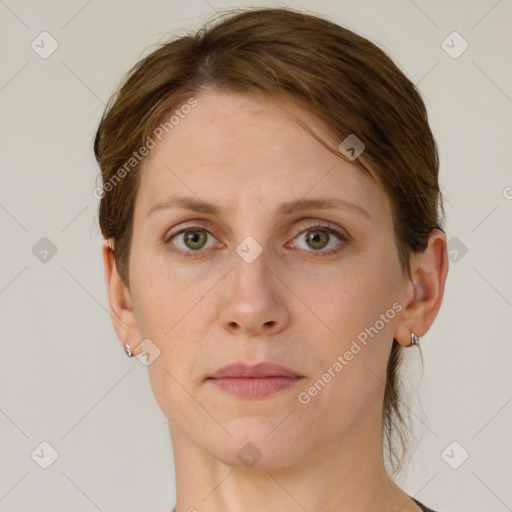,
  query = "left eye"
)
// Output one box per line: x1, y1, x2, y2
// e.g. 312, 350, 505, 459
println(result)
291, 224, 347, 252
